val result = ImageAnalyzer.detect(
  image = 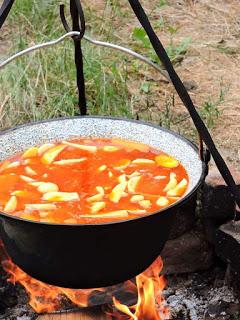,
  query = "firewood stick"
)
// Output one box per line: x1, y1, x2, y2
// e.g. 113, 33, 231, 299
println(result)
37, 308, 108, 320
